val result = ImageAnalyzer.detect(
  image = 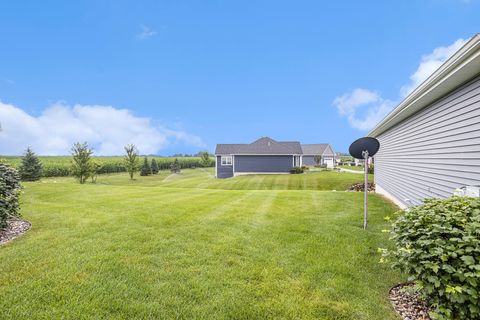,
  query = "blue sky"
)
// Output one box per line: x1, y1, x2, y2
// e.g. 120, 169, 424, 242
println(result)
0, 0, 479, 155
